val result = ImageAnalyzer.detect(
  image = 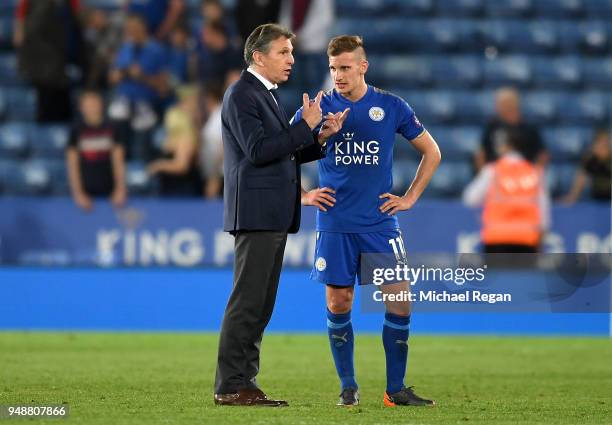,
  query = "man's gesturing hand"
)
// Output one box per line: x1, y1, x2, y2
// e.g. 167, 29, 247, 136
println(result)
301, 91, 323, 130
301, 187, 336, 212
318, 108, 350, 145
379, 193, 416, 216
